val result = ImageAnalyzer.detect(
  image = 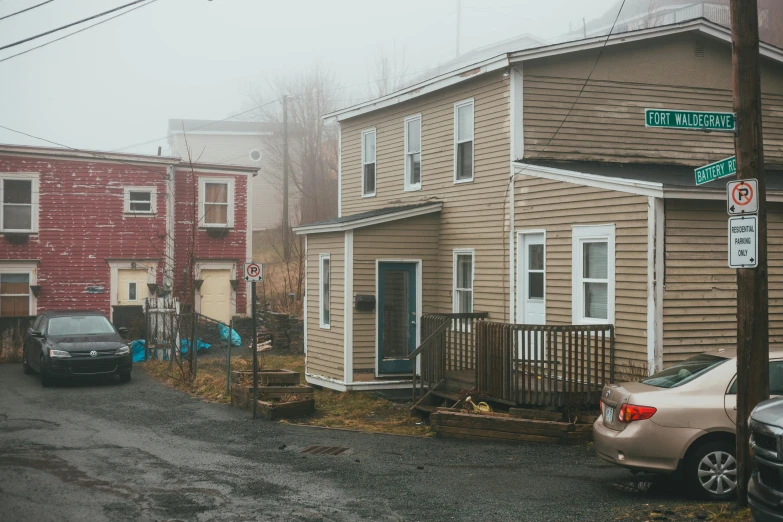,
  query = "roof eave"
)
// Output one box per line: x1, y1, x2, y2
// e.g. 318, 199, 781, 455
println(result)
293, 202, 443, 235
